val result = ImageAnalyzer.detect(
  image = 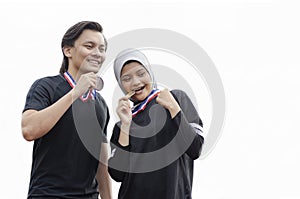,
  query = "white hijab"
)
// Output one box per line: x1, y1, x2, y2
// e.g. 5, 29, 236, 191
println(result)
113, 48, 157, 95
